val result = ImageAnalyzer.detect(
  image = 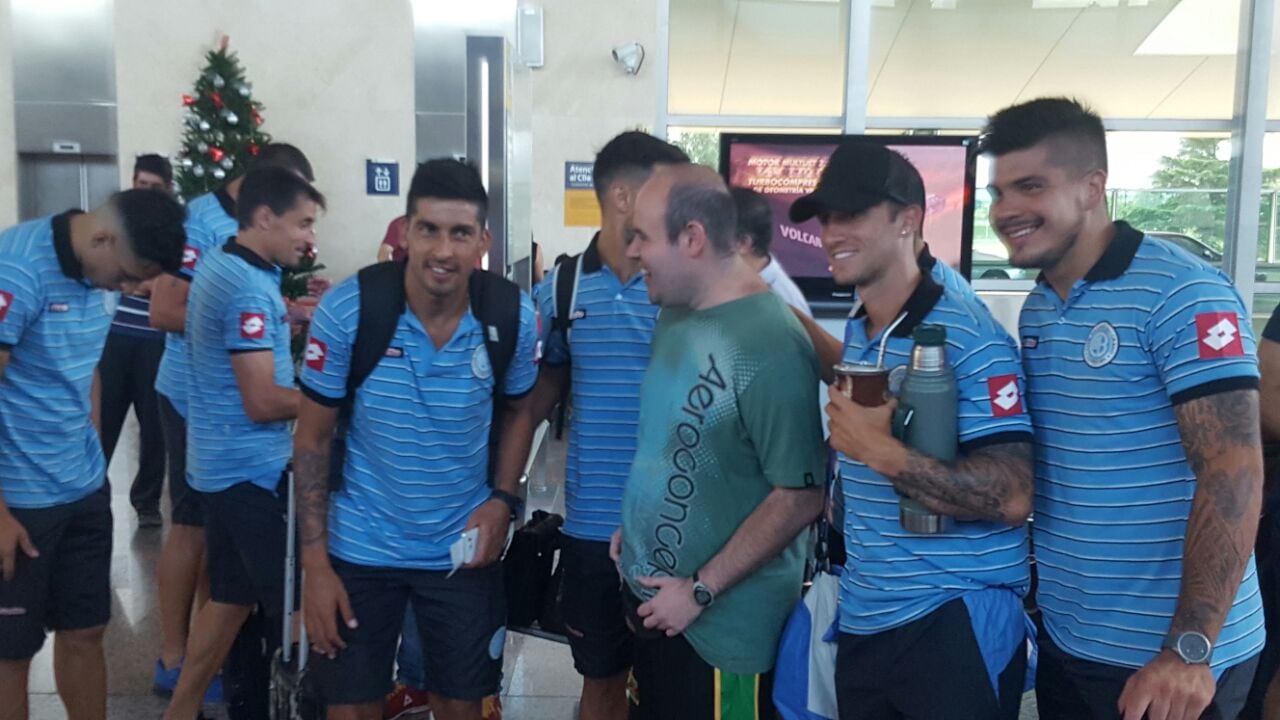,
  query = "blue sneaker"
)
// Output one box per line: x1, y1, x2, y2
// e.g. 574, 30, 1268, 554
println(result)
153, 659, 181, 697
202, 673, 224, 704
